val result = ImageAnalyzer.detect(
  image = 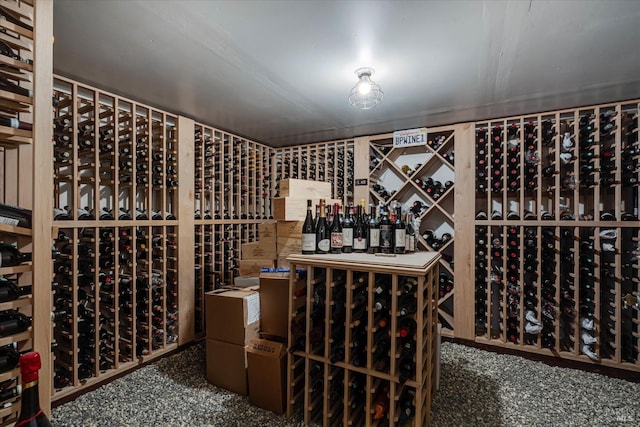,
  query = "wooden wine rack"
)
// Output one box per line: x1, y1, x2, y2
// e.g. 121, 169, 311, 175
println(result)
352, 126, 460, 338
49, 76, 194, 401
286, 252, 439, 427
192, 122, 276, 335
0, 0, 52, 422
276, 140, 355, 207
469, 100, 640, 370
